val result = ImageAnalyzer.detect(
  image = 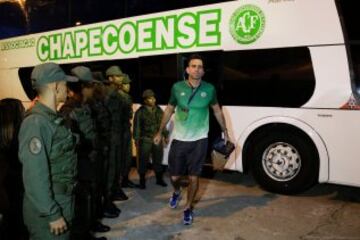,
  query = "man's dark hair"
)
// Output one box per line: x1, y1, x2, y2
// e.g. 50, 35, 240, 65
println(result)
0, 98, 24, 149
187, 53, 204, 67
